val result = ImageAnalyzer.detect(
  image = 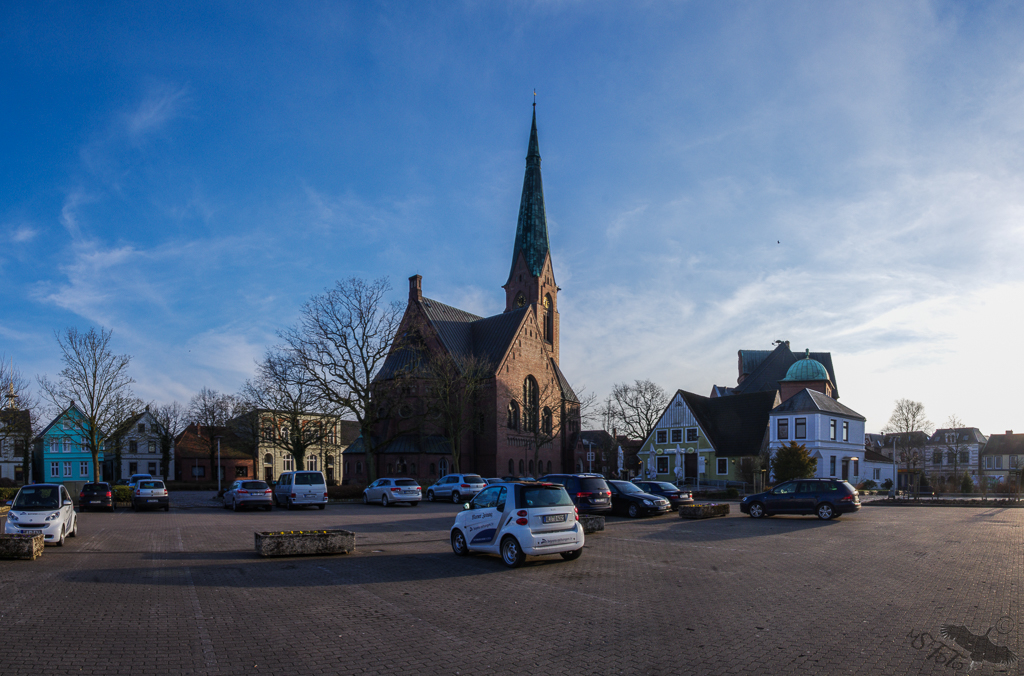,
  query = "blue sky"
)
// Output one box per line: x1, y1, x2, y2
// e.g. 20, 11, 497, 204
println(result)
3, 1, 1024, 435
